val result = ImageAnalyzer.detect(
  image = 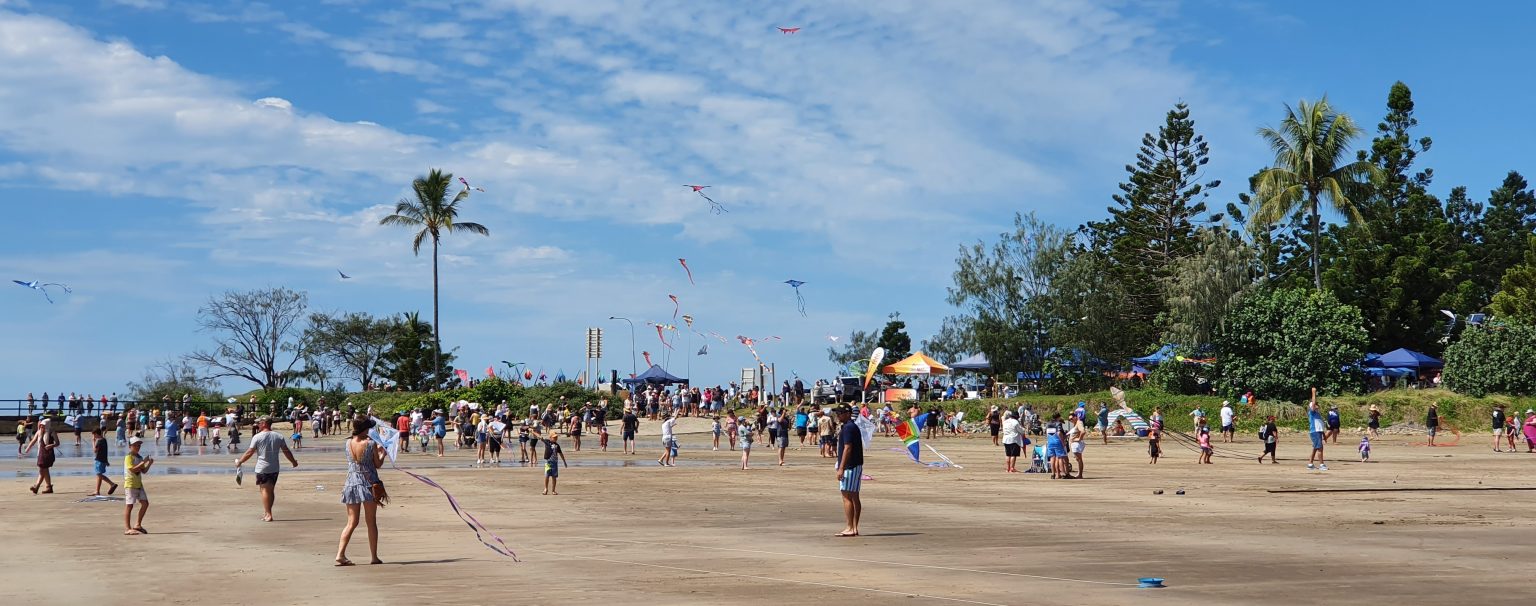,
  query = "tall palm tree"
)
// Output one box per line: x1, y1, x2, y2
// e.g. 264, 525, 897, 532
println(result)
1252, 96, 1378, 289
379, 169, 490, 389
